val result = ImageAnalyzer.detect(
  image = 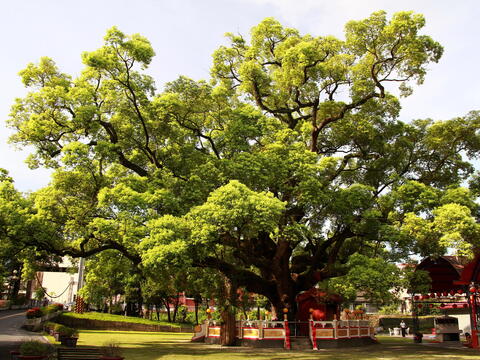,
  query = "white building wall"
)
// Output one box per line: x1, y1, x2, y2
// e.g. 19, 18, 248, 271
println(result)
451, 314, 471, 335
41, 272, 78, 305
